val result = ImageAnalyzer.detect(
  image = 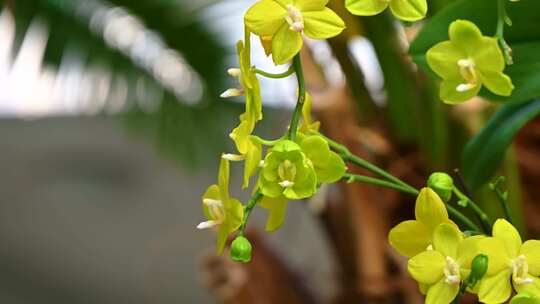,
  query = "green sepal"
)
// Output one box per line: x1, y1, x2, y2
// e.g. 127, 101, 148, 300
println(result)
299, 135, 346, 183
259, 195, 289, 232
242, 136, 262, 189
